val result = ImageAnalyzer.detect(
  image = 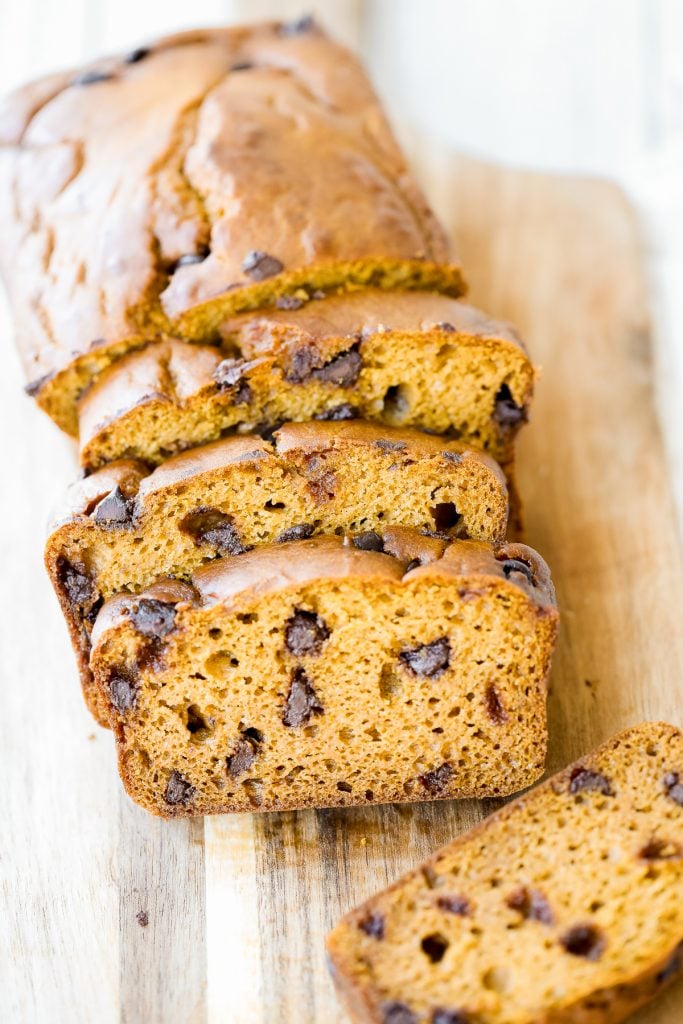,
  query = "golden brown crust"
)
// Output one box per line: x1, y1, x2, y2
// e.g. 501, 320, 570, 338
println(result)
0, 20, 463, 433
76, 293, 534, 470
326, 722, 683, 1024
90, 532, 558, 815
